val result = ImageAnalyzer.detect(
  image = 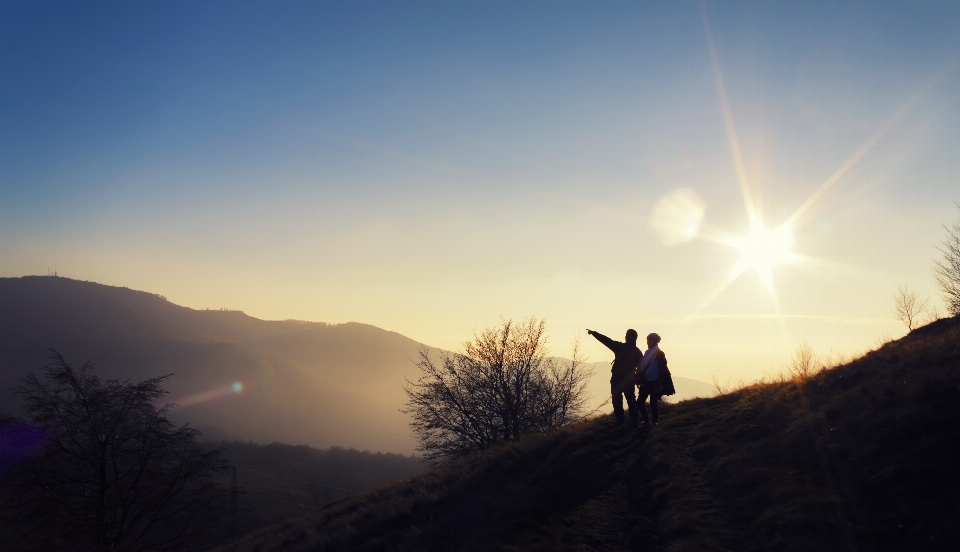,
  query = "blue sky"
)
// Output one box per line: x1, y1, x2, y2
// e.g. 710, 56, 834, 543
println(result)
3, 1, 960, 383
